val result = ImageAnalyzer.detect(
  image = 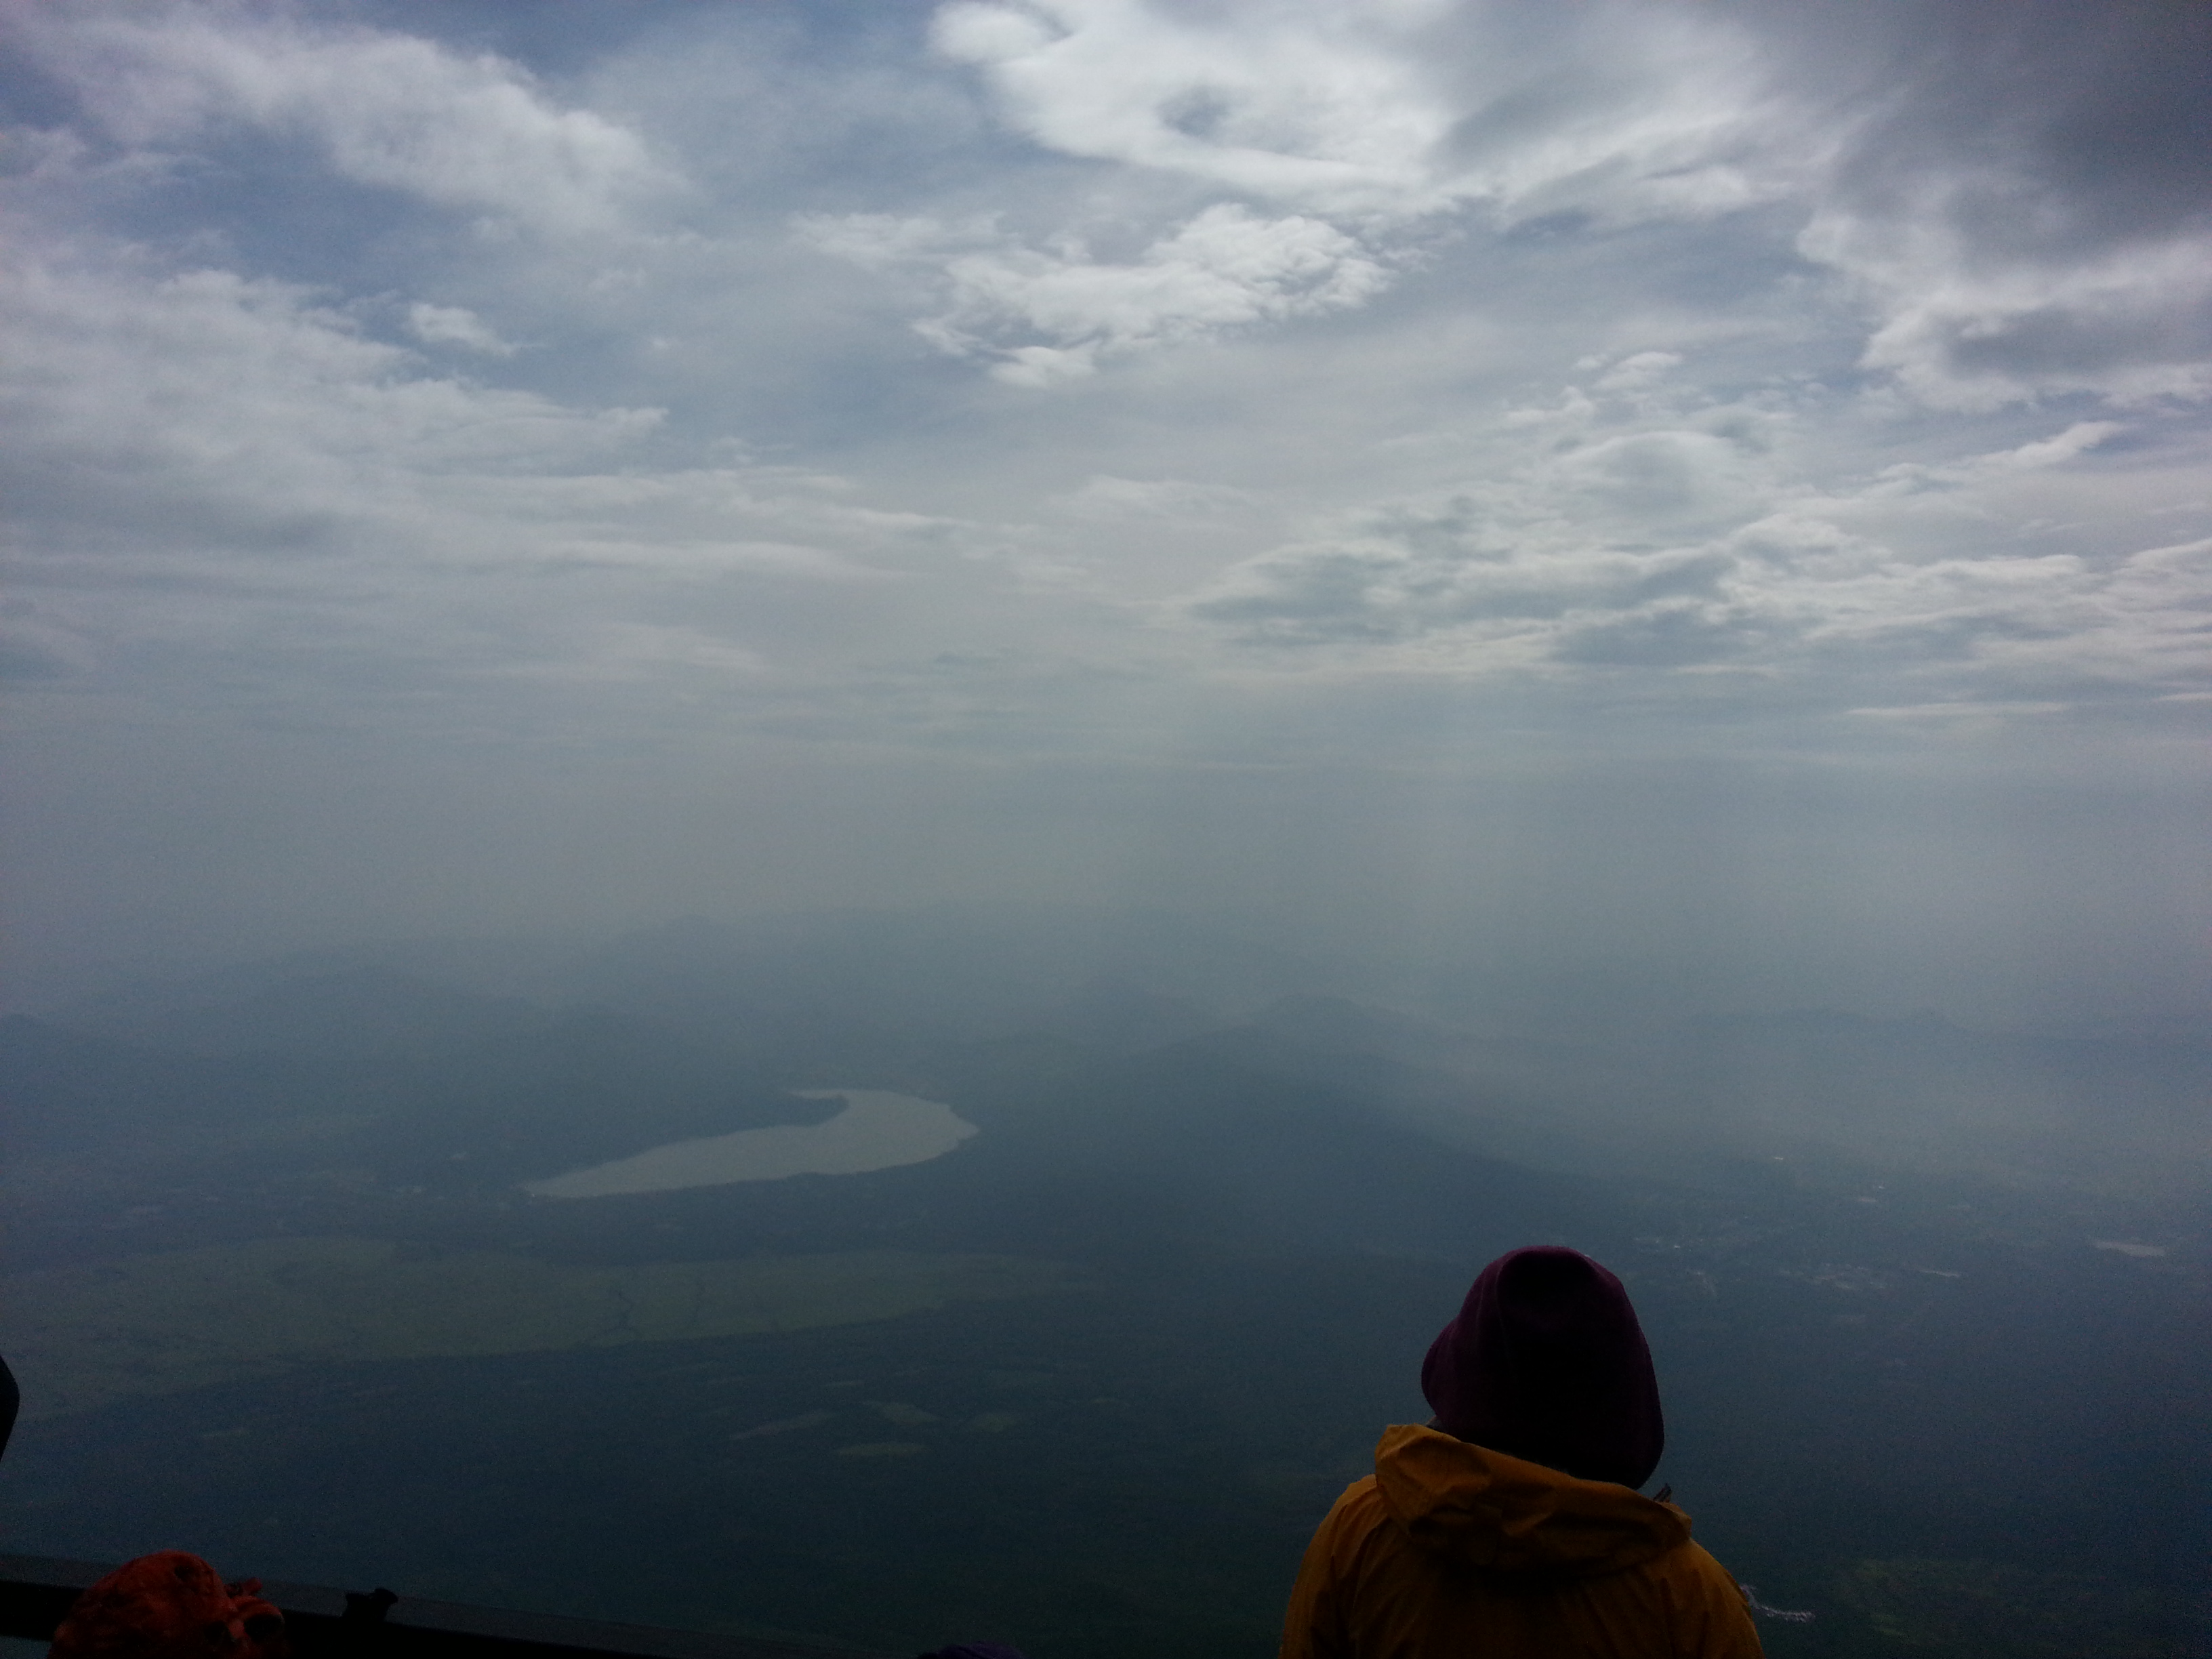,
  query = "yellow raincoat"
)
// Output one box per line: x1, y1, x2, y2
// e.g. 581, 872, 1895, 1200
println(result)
1282, 1425, 1763, 1659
